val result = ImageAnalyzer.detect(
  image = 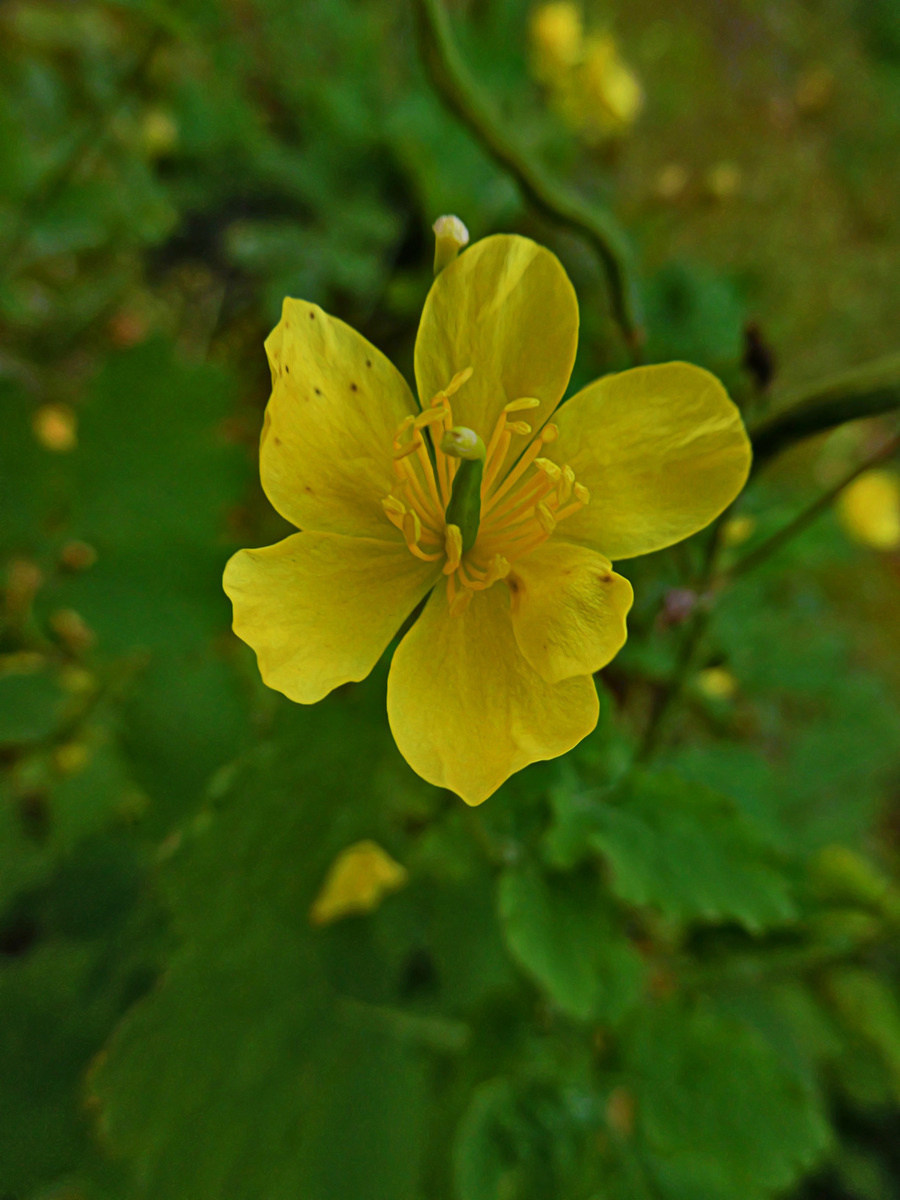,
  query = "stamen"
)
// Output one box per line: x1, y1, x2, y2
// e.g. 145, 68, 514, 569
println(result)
503, 397, 541, 413
393, 438, 421, 462
382, 495, 406, 518
483, 434, 547, 510
536, 501, 557, 535
443, 366, 473, 397
414, 406, 449, 429
533, 457, 561, 482
505, 420, 532, 436
481, 427, 511, 494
